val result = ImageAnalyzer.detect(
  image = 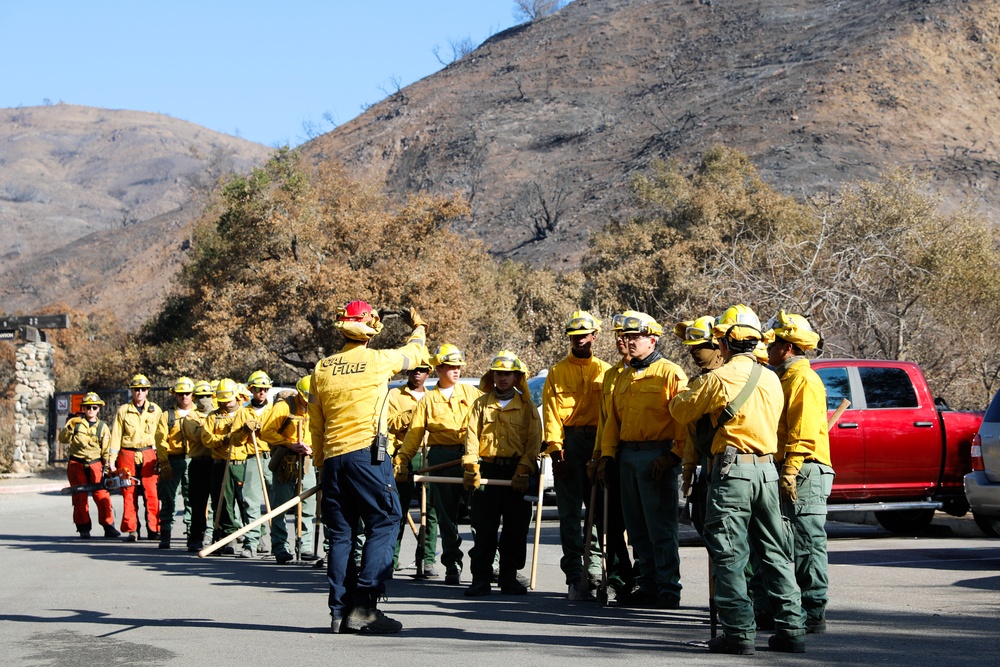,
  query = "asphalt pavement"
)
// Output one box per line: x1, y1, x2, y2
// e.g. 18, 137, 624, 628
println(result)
1, 471, 998, 666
